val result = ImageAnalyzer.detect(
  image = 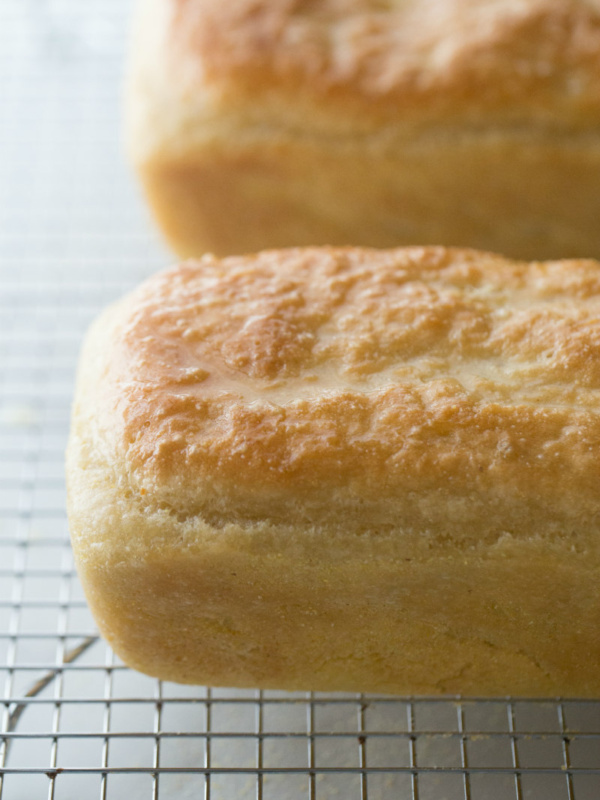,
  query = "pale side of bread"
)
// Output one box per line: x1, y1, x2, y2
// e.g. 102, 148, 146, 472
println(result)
126, 0, 600, 259
67, 246, 600, 695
